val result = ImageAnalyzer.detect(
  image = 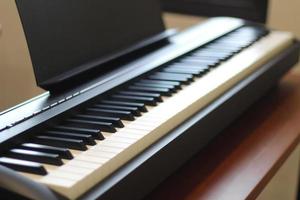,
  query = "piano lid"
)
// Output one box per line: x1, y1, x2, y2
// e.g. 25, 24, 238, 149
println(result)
15, 0, 165, 91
